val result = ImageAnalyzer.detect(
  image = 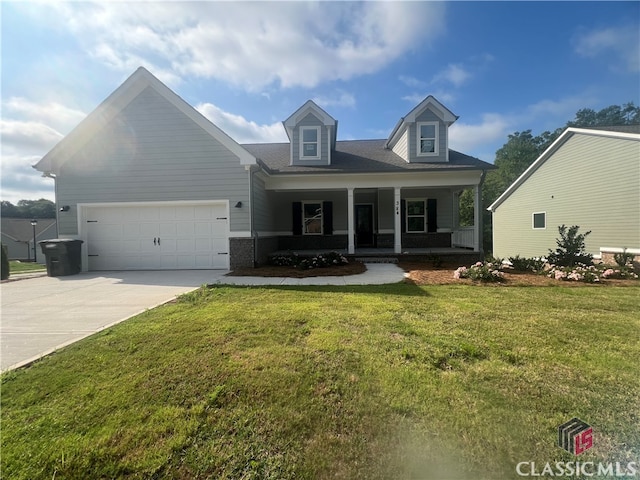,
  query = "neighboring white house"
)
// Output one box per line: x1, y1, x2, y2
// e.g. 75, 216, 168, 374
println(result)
488, 126, 640, 261
34, 67, 494, 271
